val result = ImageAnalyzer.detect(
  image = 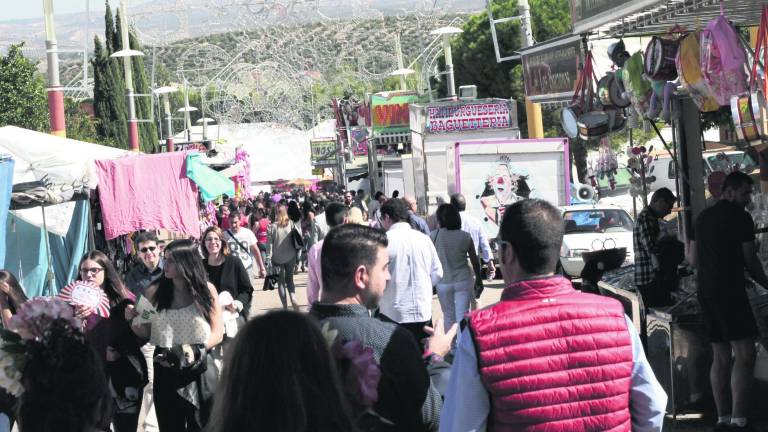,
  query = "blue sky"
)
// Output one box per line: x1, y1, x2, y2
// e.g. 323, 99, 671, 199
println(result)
3, 0, 126, 21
